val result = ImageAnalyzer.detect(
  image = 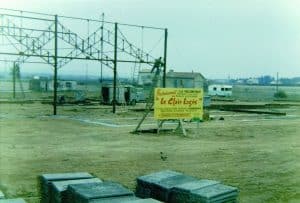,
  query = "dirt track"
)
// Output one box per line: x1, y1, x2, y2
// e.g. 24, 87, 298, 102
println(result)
0, 102, 299, 203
